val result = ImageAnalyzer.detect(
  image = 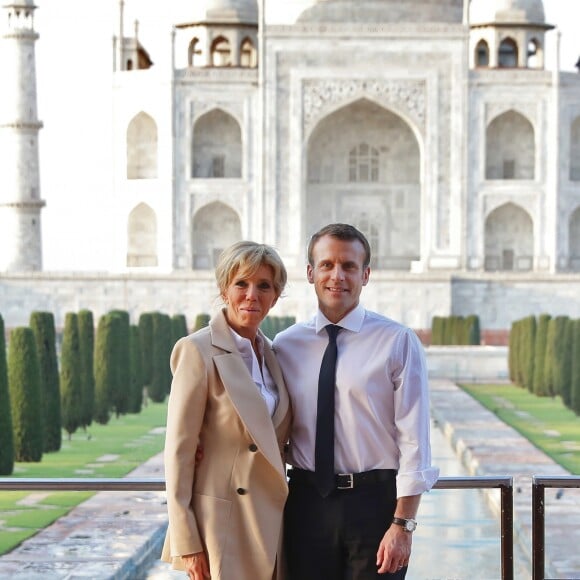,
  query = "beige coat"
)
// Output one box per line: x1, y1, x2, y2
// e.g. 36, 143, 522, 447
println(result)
161, 310, 291, 580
